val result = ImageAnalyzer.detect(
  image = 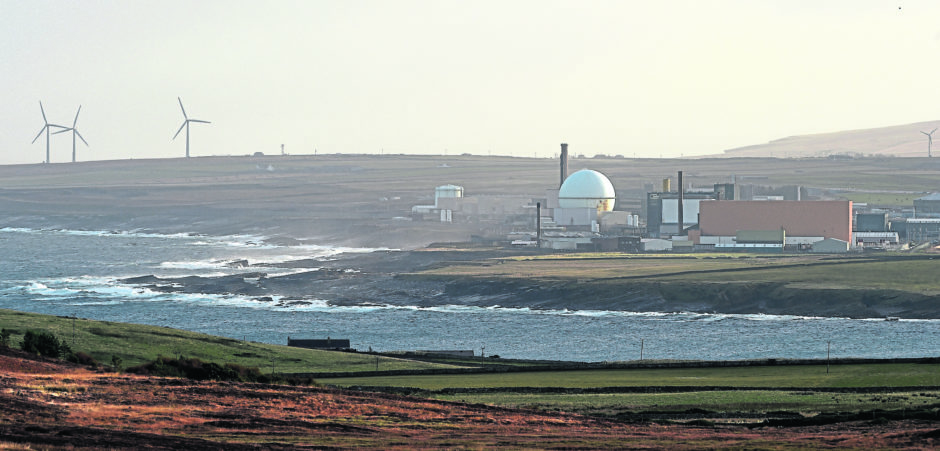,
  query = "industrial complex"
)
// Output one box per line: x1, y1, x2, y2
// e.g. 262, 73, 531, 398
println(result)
411, 144, 937, 253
